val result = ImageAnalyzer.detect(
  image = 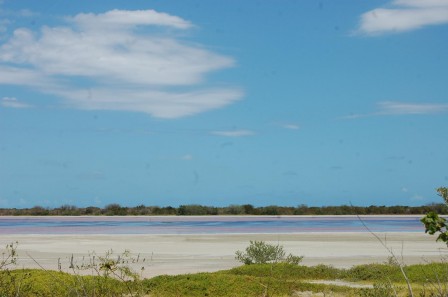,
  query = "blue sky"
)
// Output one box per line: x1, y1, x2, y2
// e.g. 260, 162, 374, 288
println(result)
1, 0, 447, 208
